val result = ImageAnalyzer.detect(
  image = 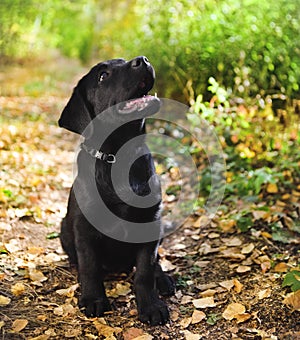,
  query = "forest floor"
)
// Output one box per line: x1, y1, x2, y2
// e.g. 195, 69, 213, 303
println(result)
0, 56, 299, 339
